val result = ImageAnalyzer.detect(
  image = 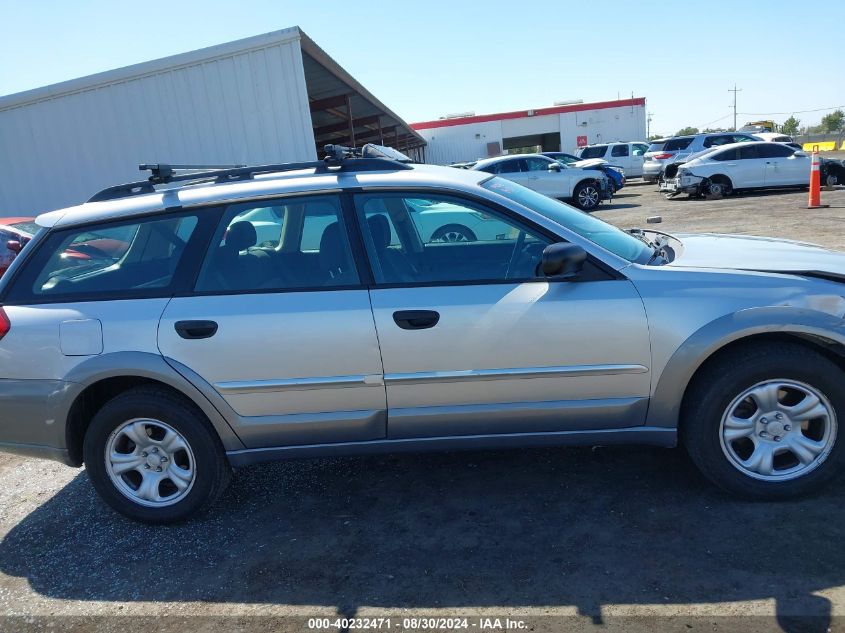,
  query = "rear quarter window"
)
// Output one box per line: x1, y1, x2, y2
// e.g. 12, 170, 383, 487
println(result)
4, 212, 207, 303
